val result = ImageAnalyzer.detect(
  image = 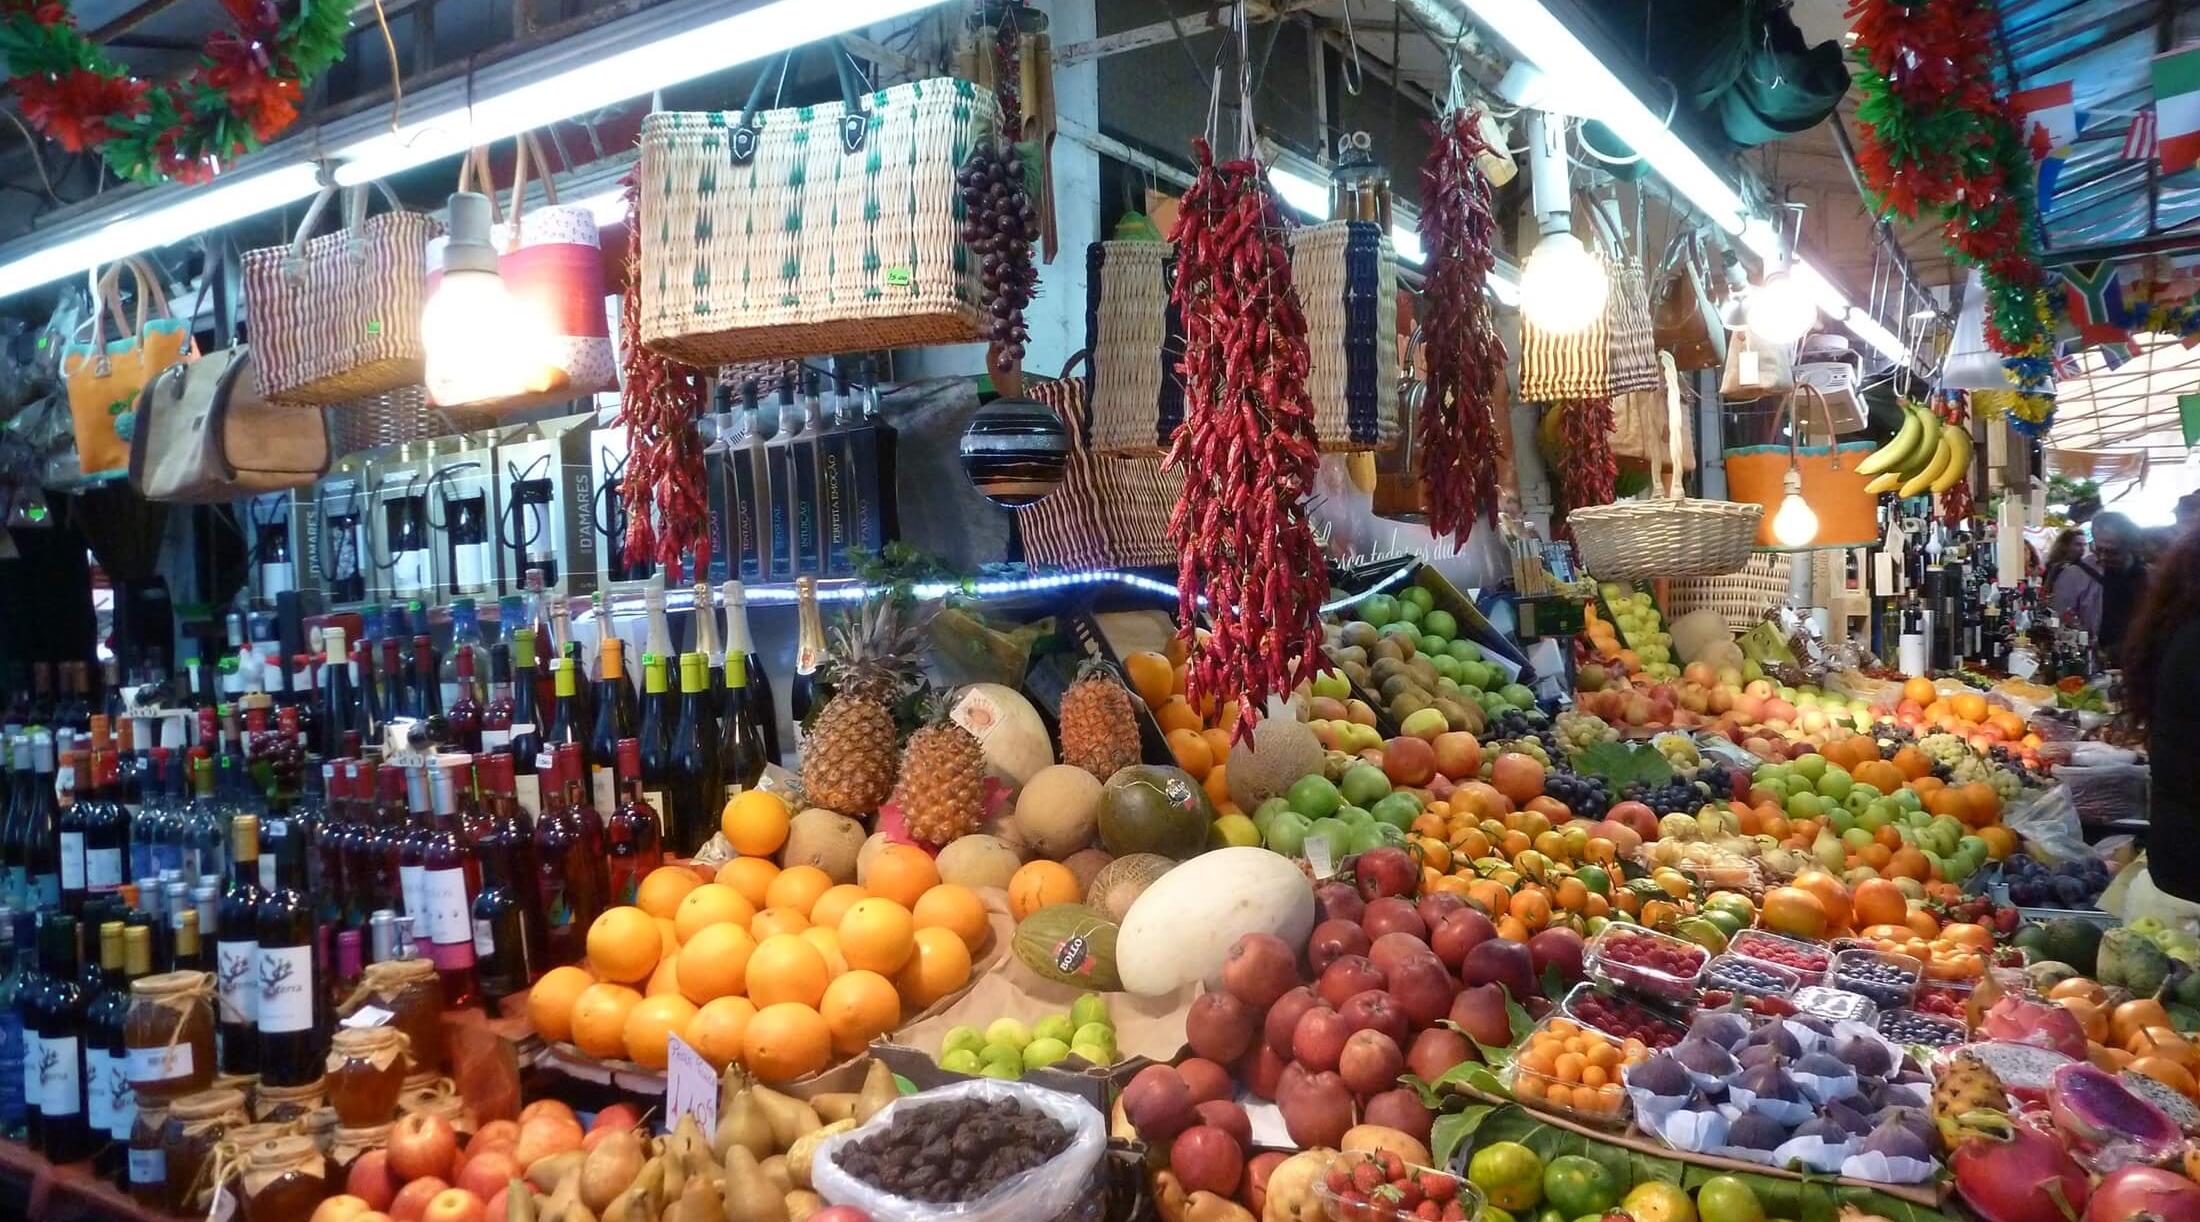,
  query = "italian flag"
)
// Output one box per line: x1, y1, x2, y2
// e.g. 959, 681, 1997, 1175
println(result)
2154, 46, 2200, 173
